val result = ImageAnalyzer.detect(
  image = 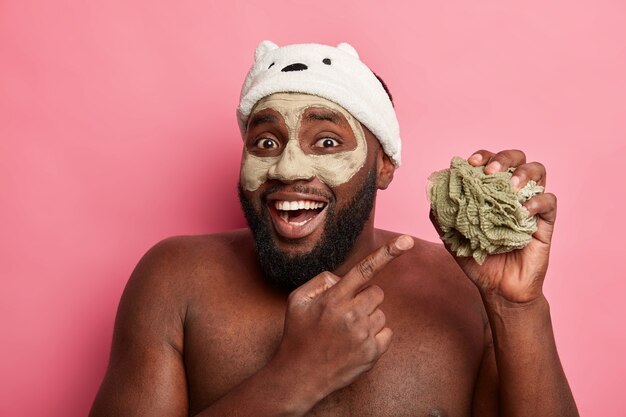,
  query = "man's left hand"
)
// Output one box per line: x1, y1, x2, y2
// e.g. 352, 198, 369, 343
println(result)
432, 149, 556, 305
